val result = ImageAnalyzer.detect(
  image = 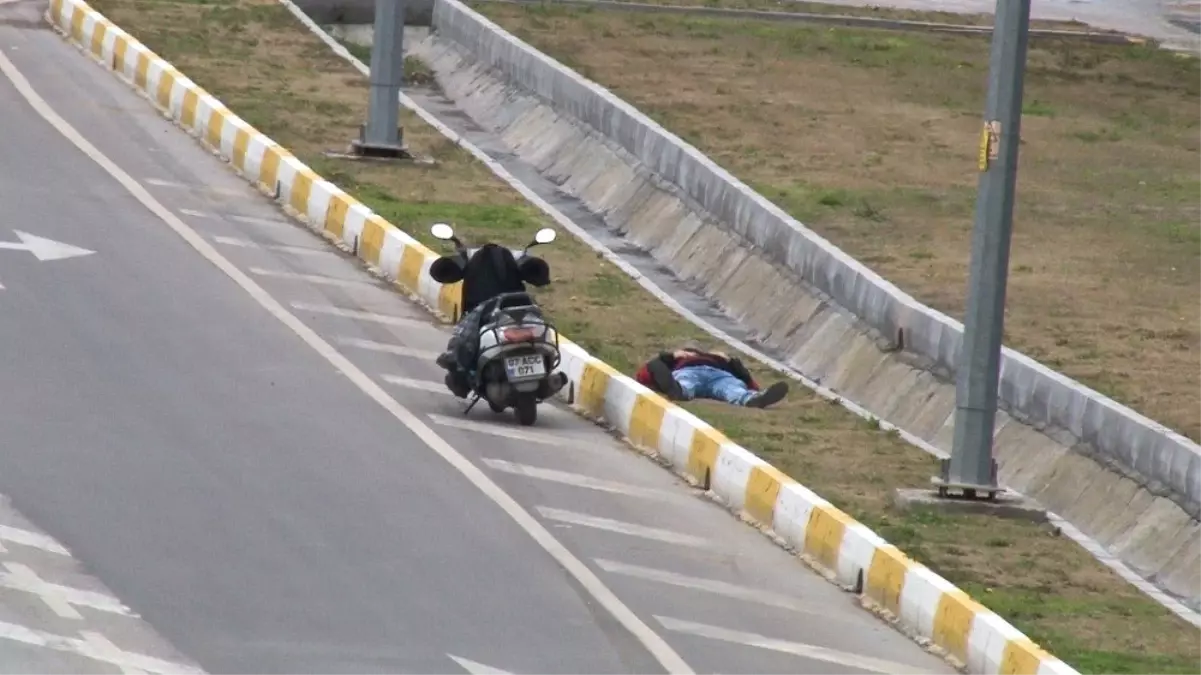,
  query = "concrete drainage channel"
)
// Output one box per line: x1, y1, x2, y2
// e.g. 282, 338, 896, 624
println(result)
285, 0, 1200, 623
